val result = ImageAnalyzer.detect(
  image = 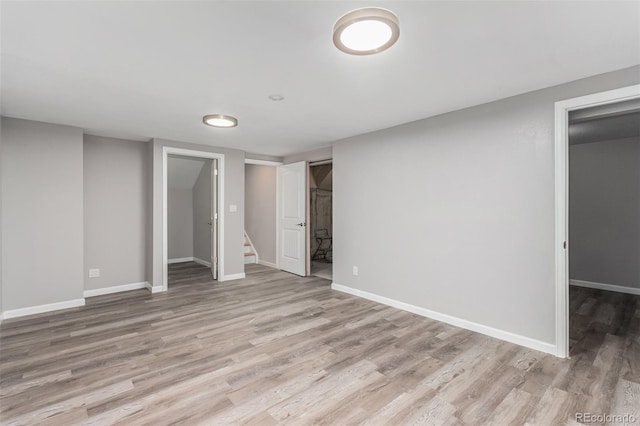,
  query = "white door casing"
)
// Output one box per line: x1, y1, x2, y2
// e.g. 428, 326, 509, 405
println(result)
277, 161, 307, 276
554, 84, 640, 358
211, 159, 218, 280
162, 147, 224, 291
